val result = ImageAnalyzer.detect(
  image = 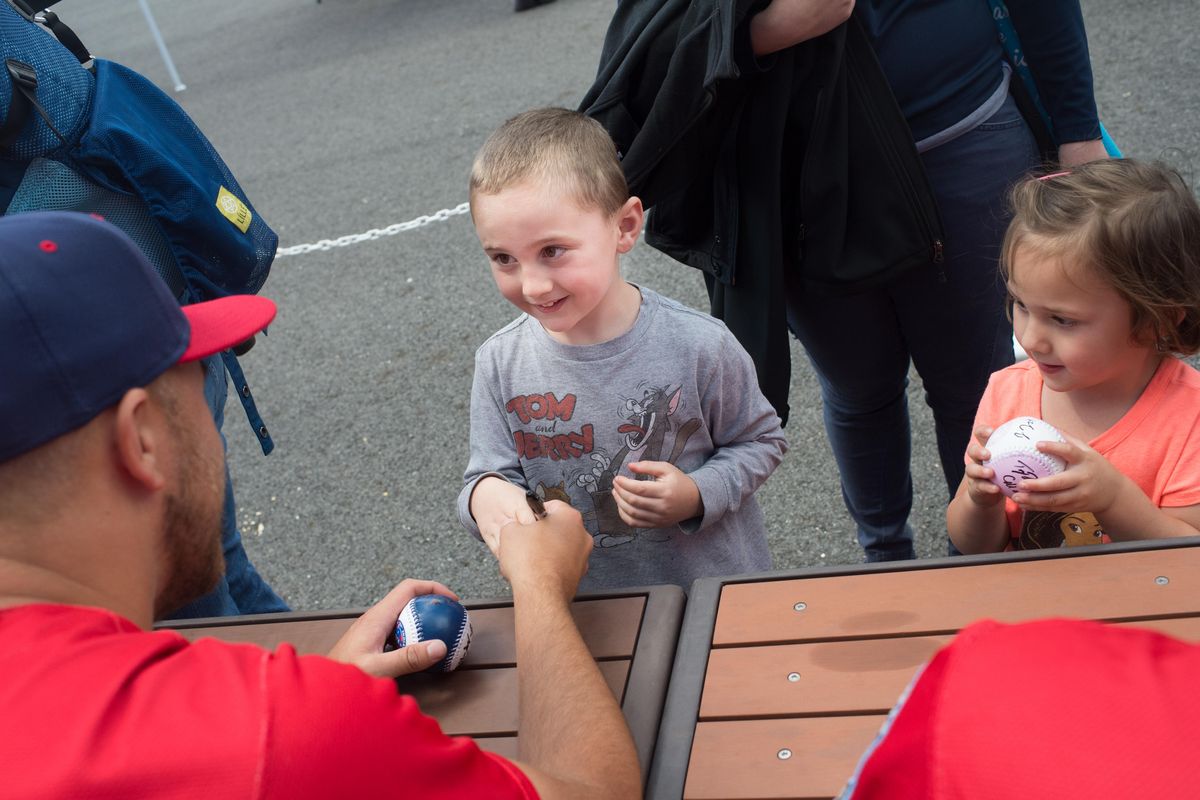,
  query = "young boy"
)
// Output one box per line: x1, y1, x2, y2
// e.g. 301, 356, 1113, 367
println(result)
458, 108, 788, 590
